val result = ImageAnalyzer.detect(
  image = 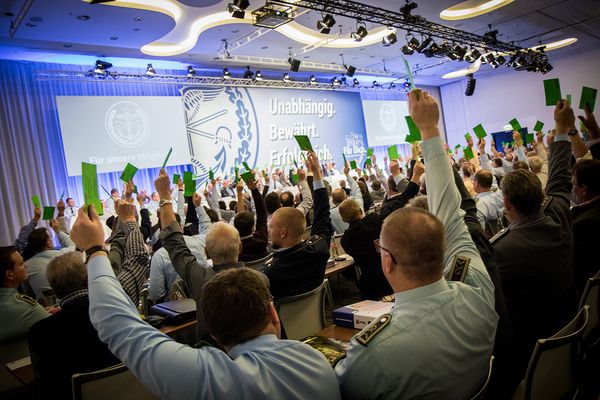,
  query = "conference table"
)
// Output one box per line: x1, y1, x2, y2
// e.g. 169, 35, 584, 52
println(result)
318, 325, 360, 341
